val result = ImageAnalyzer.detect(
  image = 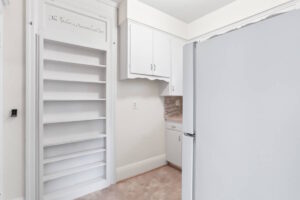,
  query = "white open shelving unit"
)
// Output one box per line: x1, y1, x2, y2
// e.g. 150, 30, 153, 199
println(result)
39, 36, 110, 200
26, 0, 117, 199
